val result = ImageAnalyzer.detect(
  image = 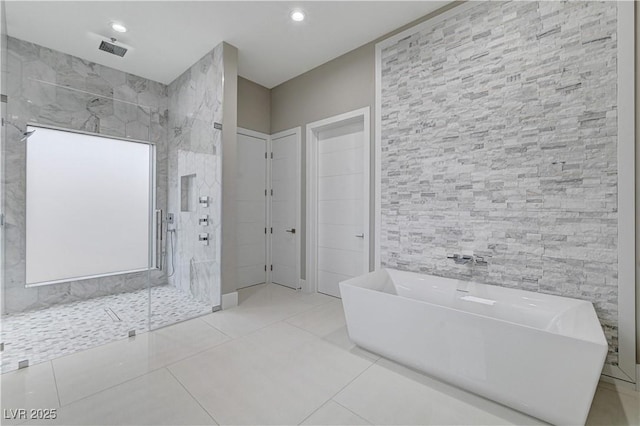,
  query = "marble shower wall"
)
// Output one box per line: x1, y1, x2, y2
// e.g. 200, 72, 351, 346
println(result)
1, 9, 7, 313
379, 1, 619, 364
167, 44, 223, 309
3, 37, 169, 314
